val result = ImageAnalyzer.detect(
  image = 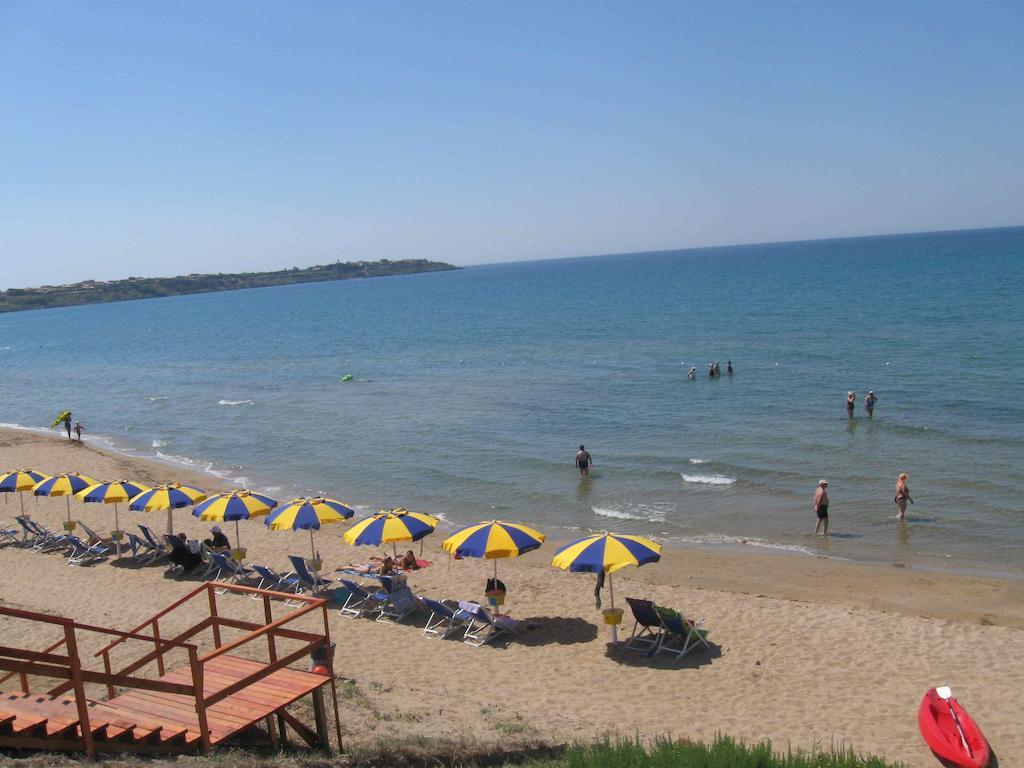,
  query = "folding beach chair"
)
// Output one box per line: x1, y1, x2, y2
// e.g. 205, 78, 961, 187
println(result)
459, 601, 519, 647
138, 524, 168, 559
207, 551, 254, 591
418, 596, 475, 639
653, 606, 710, 660
124, 532, 161, 564
337, 579, 388, 618
76, 521, 112, 548
376, 578, 420, 623
249, 564, 303, 599
0, 521, 19, 546
625, 597, 663, 653
20, 517, 71, 552
64, 535, 111, 566
288, 555, 334, 594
